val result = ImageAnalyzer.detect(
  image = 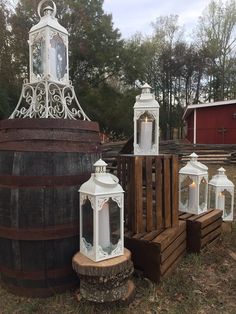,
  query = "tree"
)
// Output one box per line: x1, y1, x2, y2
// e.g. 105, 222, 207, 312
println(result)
197, 0, 236, 100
